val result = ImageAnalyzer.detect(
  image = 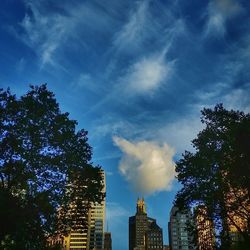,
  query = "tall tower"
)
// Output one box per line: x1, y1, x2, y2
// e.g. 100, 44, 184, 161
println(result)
195, 206, 215, 250
137, 197, 146, 214
104, 232, 112, 250
60, 170, 106, 250
168, 206, 194, 250
129, 198, 163, 250
129, 198, 148, 250
88, 170, 106, 250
